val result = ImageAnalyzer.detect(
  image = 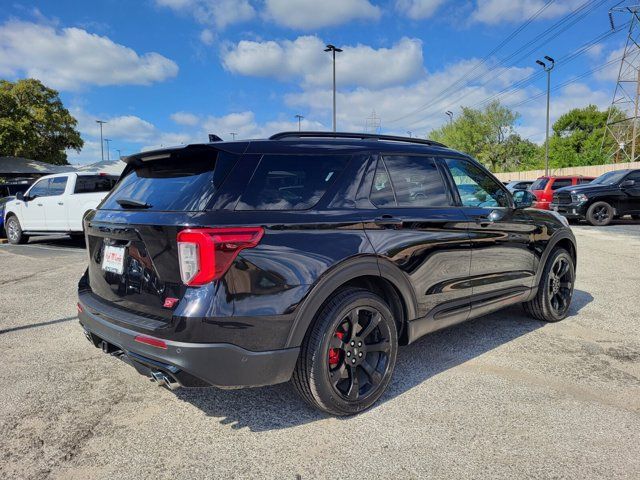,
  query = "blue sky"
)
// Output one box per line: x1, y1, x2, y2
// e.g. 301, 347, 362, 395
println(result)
0, 0, 627, 164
